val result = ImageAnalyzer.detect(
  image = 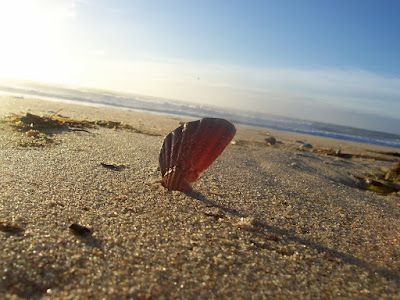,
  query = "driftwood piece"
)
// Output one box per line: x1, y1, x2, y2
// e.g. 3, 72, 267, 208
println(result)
315, 148, 398, 162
